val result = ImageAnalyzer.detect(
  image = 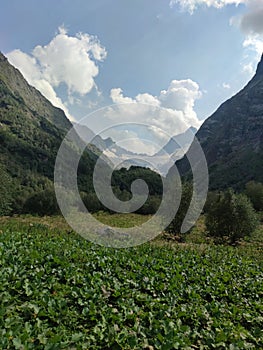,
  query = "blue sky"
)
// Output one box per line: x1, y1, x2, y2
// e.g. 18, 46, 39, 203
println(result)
1, 0, 263, 153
